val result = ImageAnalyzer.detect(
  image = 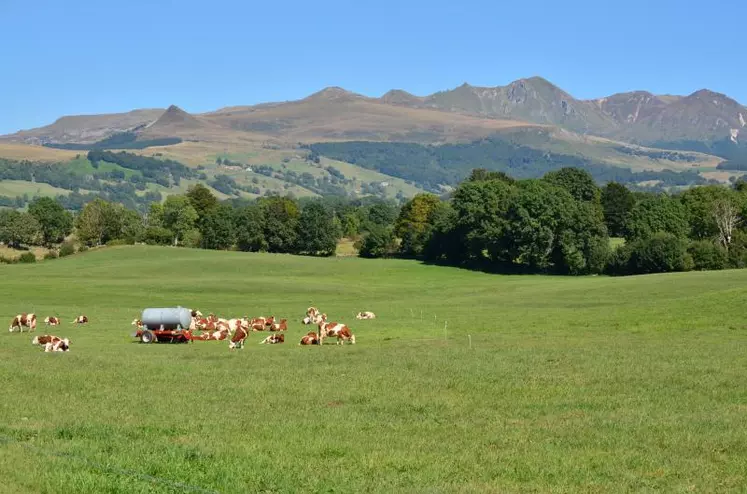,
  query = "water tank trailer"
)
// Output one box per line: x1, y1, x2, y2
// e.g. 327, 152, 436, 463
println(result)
133, 307, 193, 343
